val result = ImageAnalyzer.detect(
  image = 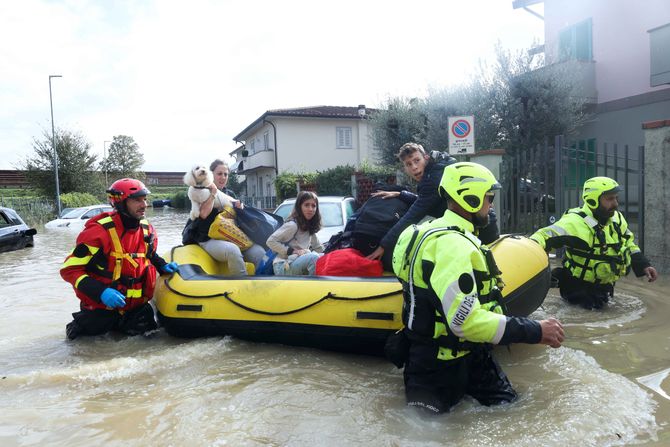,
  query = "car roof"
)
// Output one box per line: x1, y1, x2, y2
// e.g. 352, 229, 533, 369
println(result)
278, 196, 354, 205
74, 204, 112, 210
